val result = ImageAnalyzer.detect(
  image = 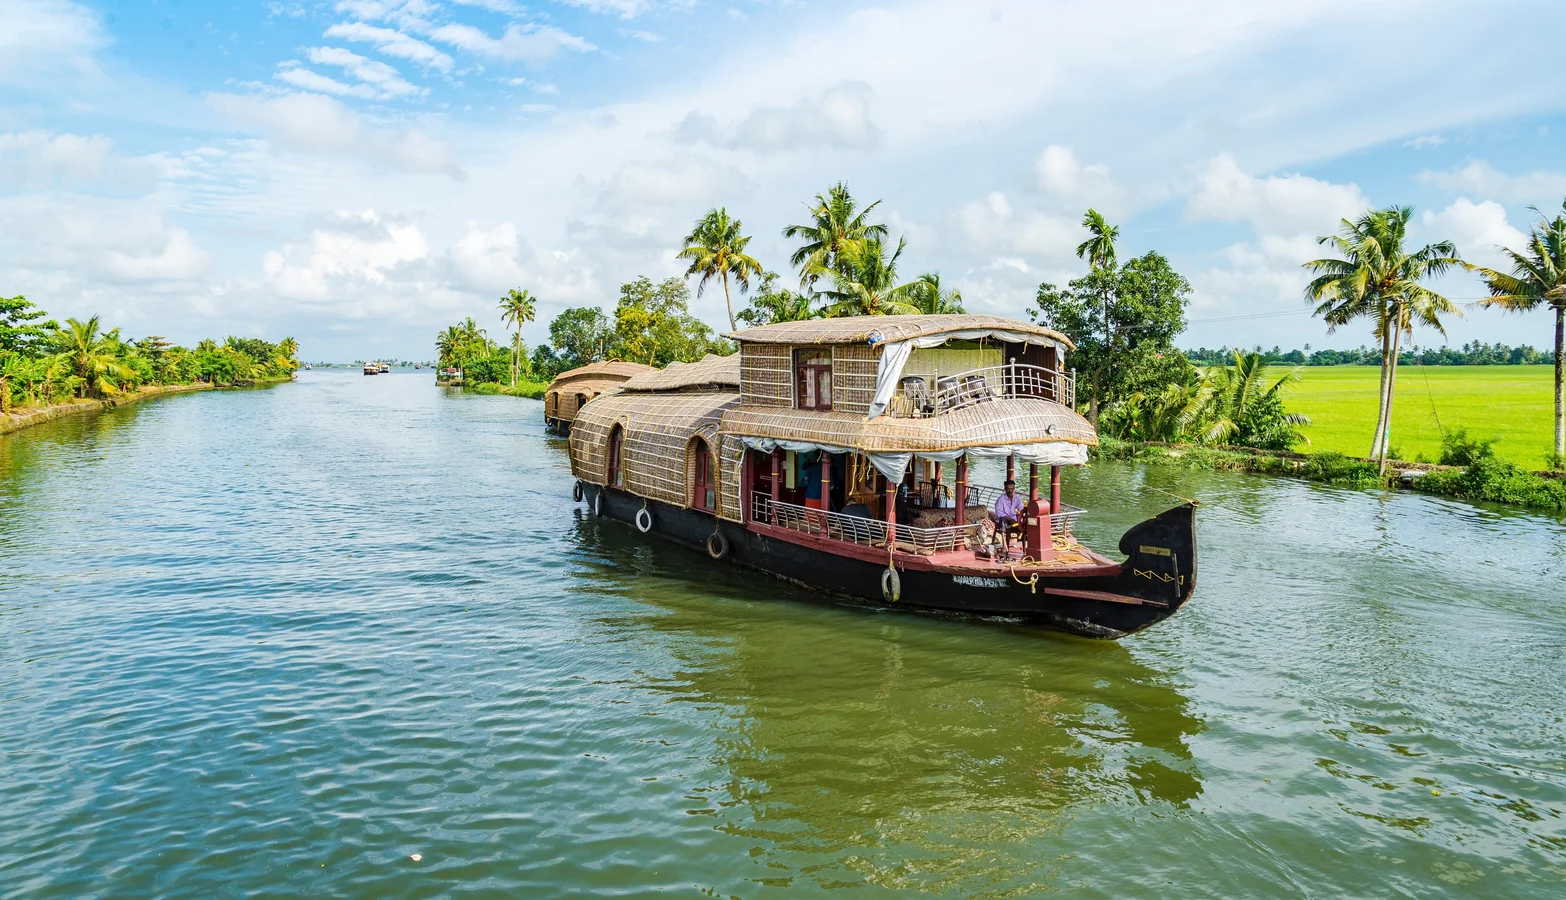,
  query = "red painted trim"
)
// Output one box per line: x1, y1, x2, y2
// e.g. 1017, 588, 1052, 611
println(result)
744, 520, 1122, 579
1043, 587, 1165, 608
